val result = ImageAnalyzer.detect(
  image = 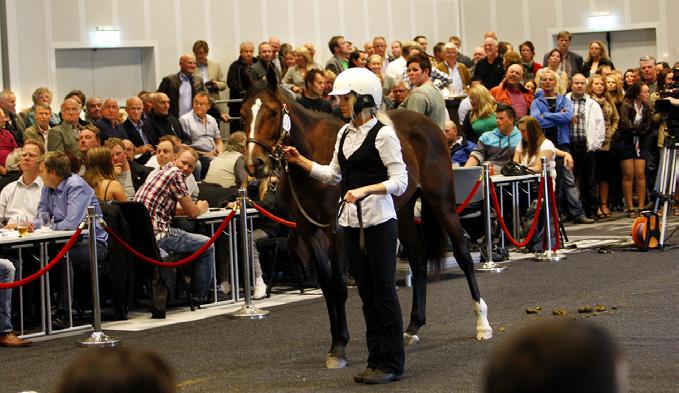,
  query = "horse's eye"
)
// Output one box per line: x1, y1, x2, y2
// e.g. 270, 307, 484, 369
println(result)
270, 110, 278, 118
